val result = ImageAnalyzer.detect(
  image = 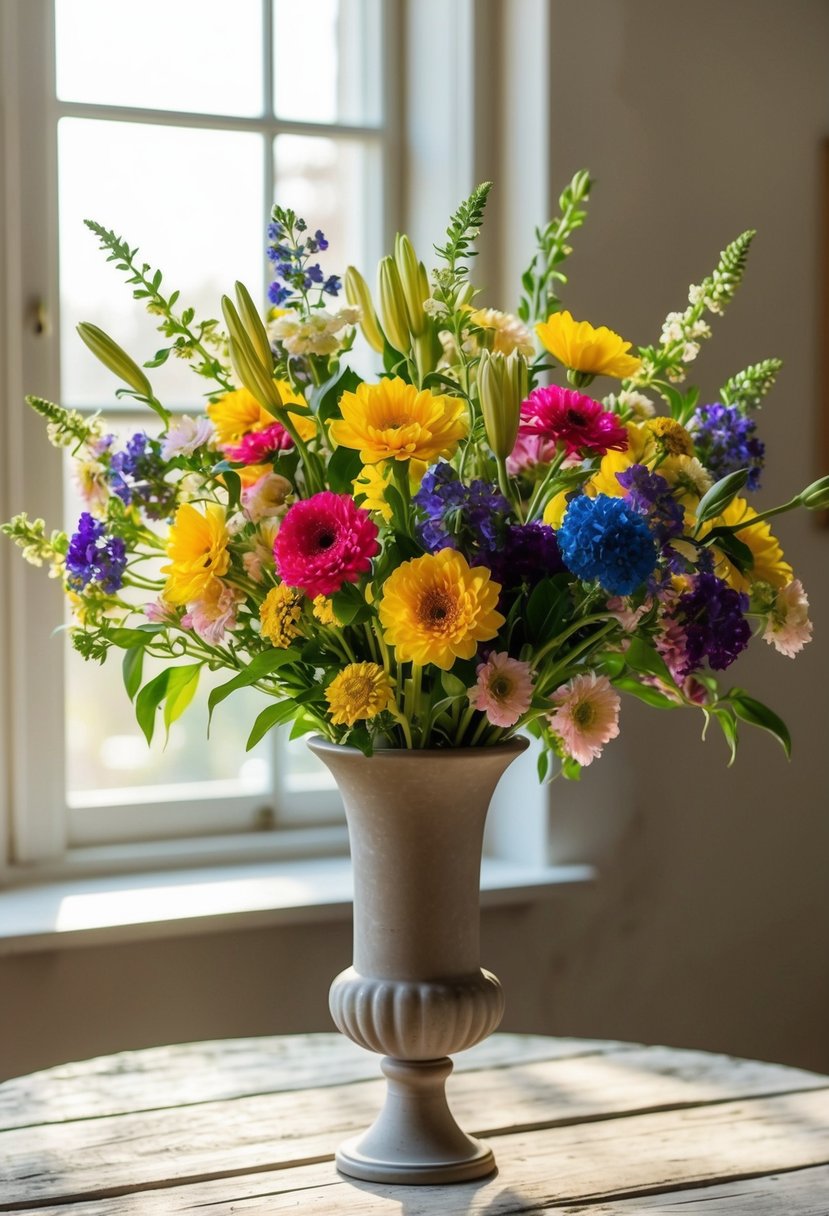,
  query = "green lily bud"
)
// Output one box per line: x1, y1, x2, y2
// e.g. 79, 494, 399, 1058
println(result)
221, 296, 284, 415
76, 322, 152, 398
394, 233, 427, 337
456, 281, 476, 309
377, 256, 410, 354
345, 266, 385, 353
478, 350, 528, 461
799, 475, 829, 509
234, 281, 273, 372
